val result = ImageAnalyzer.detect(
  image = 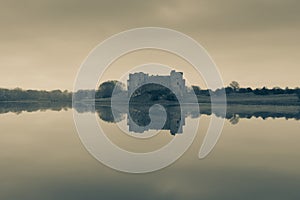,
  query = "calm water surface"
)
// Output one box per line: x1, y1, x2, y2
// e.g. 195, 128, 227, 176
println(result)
1, 106, 300, 200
